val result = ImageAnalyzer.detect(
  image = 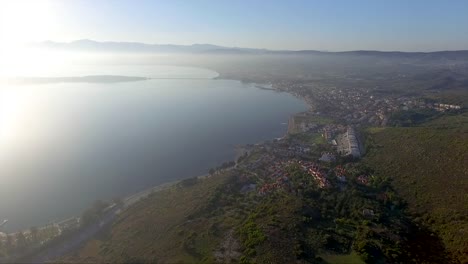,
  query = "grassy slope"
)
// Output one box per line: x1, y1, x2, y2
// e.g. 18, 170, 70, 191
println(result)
363, 112, 468, 263
59, 160, 407, 264
60, 173, 234, 263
